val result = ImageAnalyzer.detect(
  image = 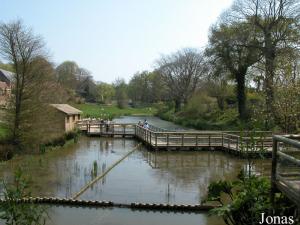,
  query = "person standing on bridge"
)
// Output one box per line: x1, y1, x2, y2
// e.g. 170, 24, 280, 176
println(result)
138, 120, 143, 126
143, 122, 149, 129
